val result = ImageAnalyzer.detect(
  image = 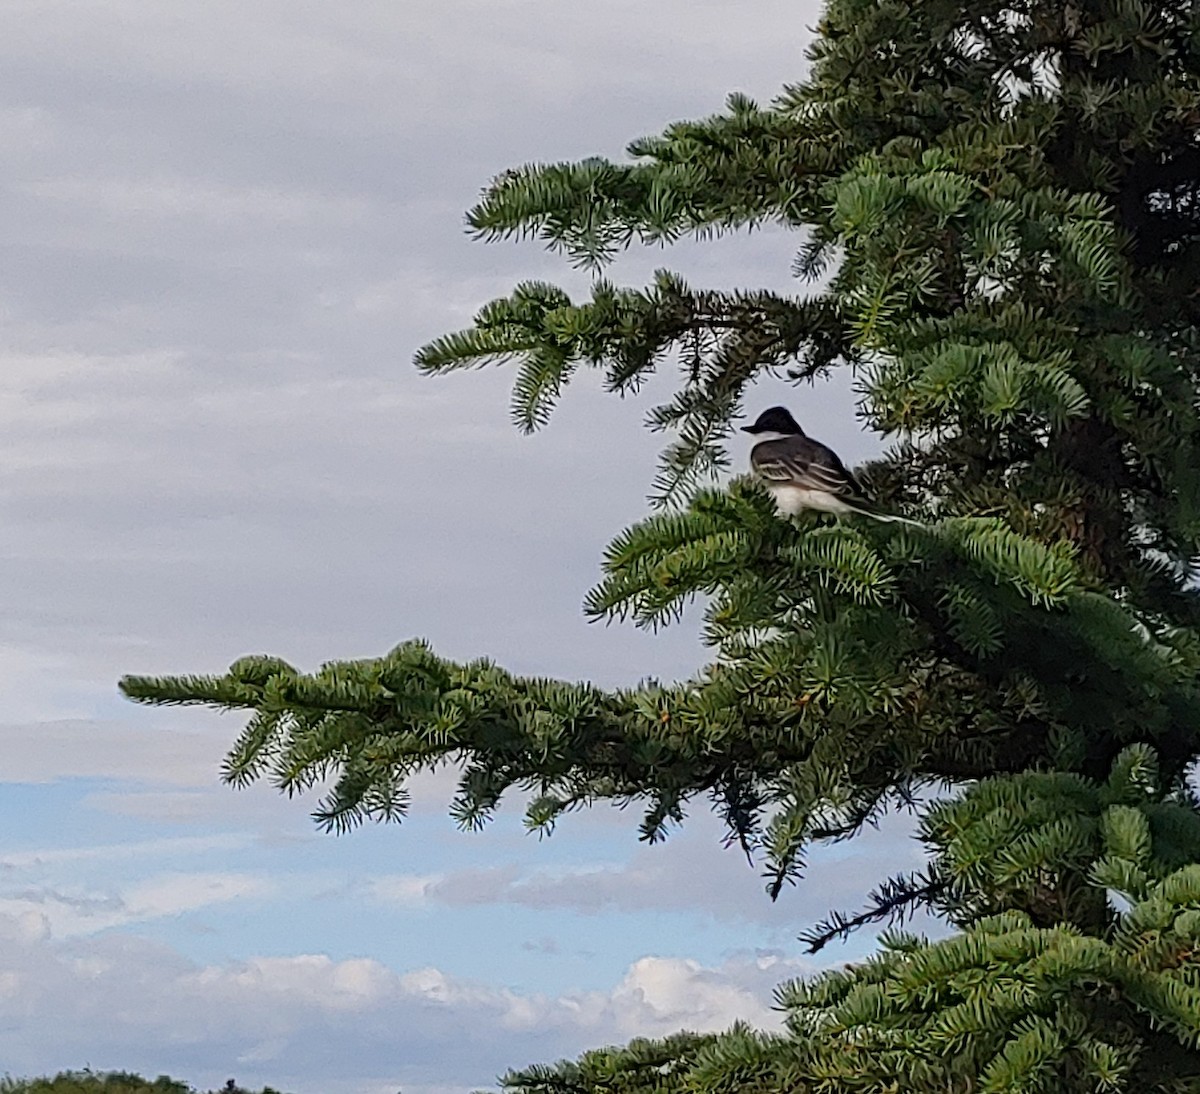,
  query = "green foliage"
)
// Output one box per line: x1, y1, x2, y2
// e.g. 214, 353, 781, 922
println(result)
0, 1073, 285, 1094
415, 274, 847, 502
121, 489, 1200, 894
497, 1033, 720, 1094
119, 0, 1200, 1088
0, 1073, 188, 1094
500, 861, 1200, 1091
